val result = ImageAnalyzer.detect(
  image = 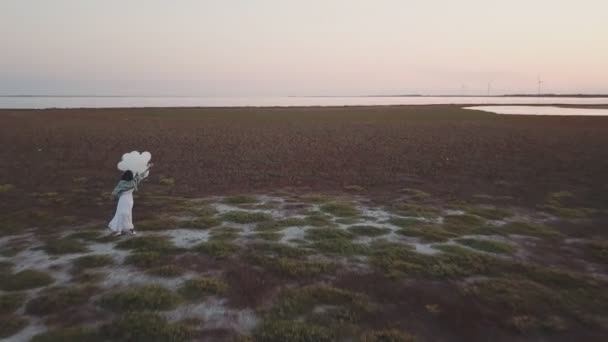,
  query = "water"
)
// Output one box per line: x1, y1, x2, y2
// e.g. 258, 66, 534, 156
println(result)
465, 105, 608, 116
1, 96, 608, 109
